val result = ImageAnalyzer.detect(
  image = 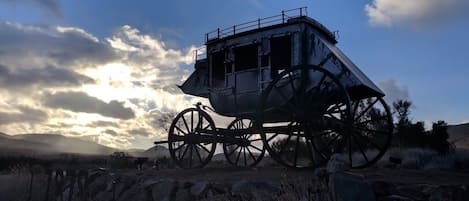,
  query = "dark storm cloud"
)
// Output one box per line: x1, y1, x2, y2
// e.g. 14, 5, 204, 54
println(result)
104, 129, 117, 136
0, 64, 94, 88
43, 91, 135, 120
0, 22, 118, 68
88, 121, 119, 128
2, 0, 62, 17
0, 105, 48, 125
127, 128, 151, 137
